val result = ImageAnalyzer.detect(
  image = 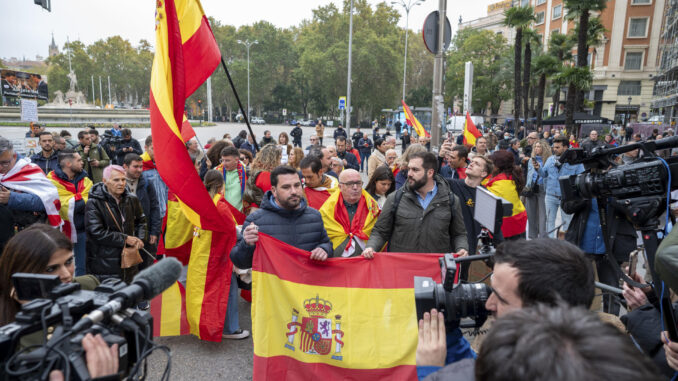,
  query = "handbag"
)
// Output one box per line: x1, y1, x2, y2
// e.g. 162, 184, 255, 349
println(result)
104, 202, 143, 269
